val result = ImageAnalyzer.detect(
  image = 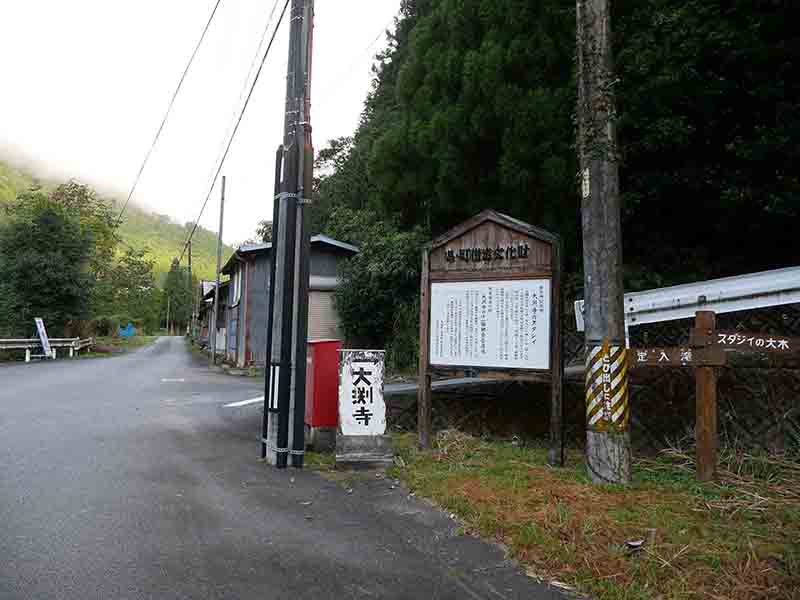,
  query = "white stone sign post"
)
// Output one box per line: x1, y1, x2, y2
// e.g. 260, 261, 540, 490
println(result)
336, 349, 394, 467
